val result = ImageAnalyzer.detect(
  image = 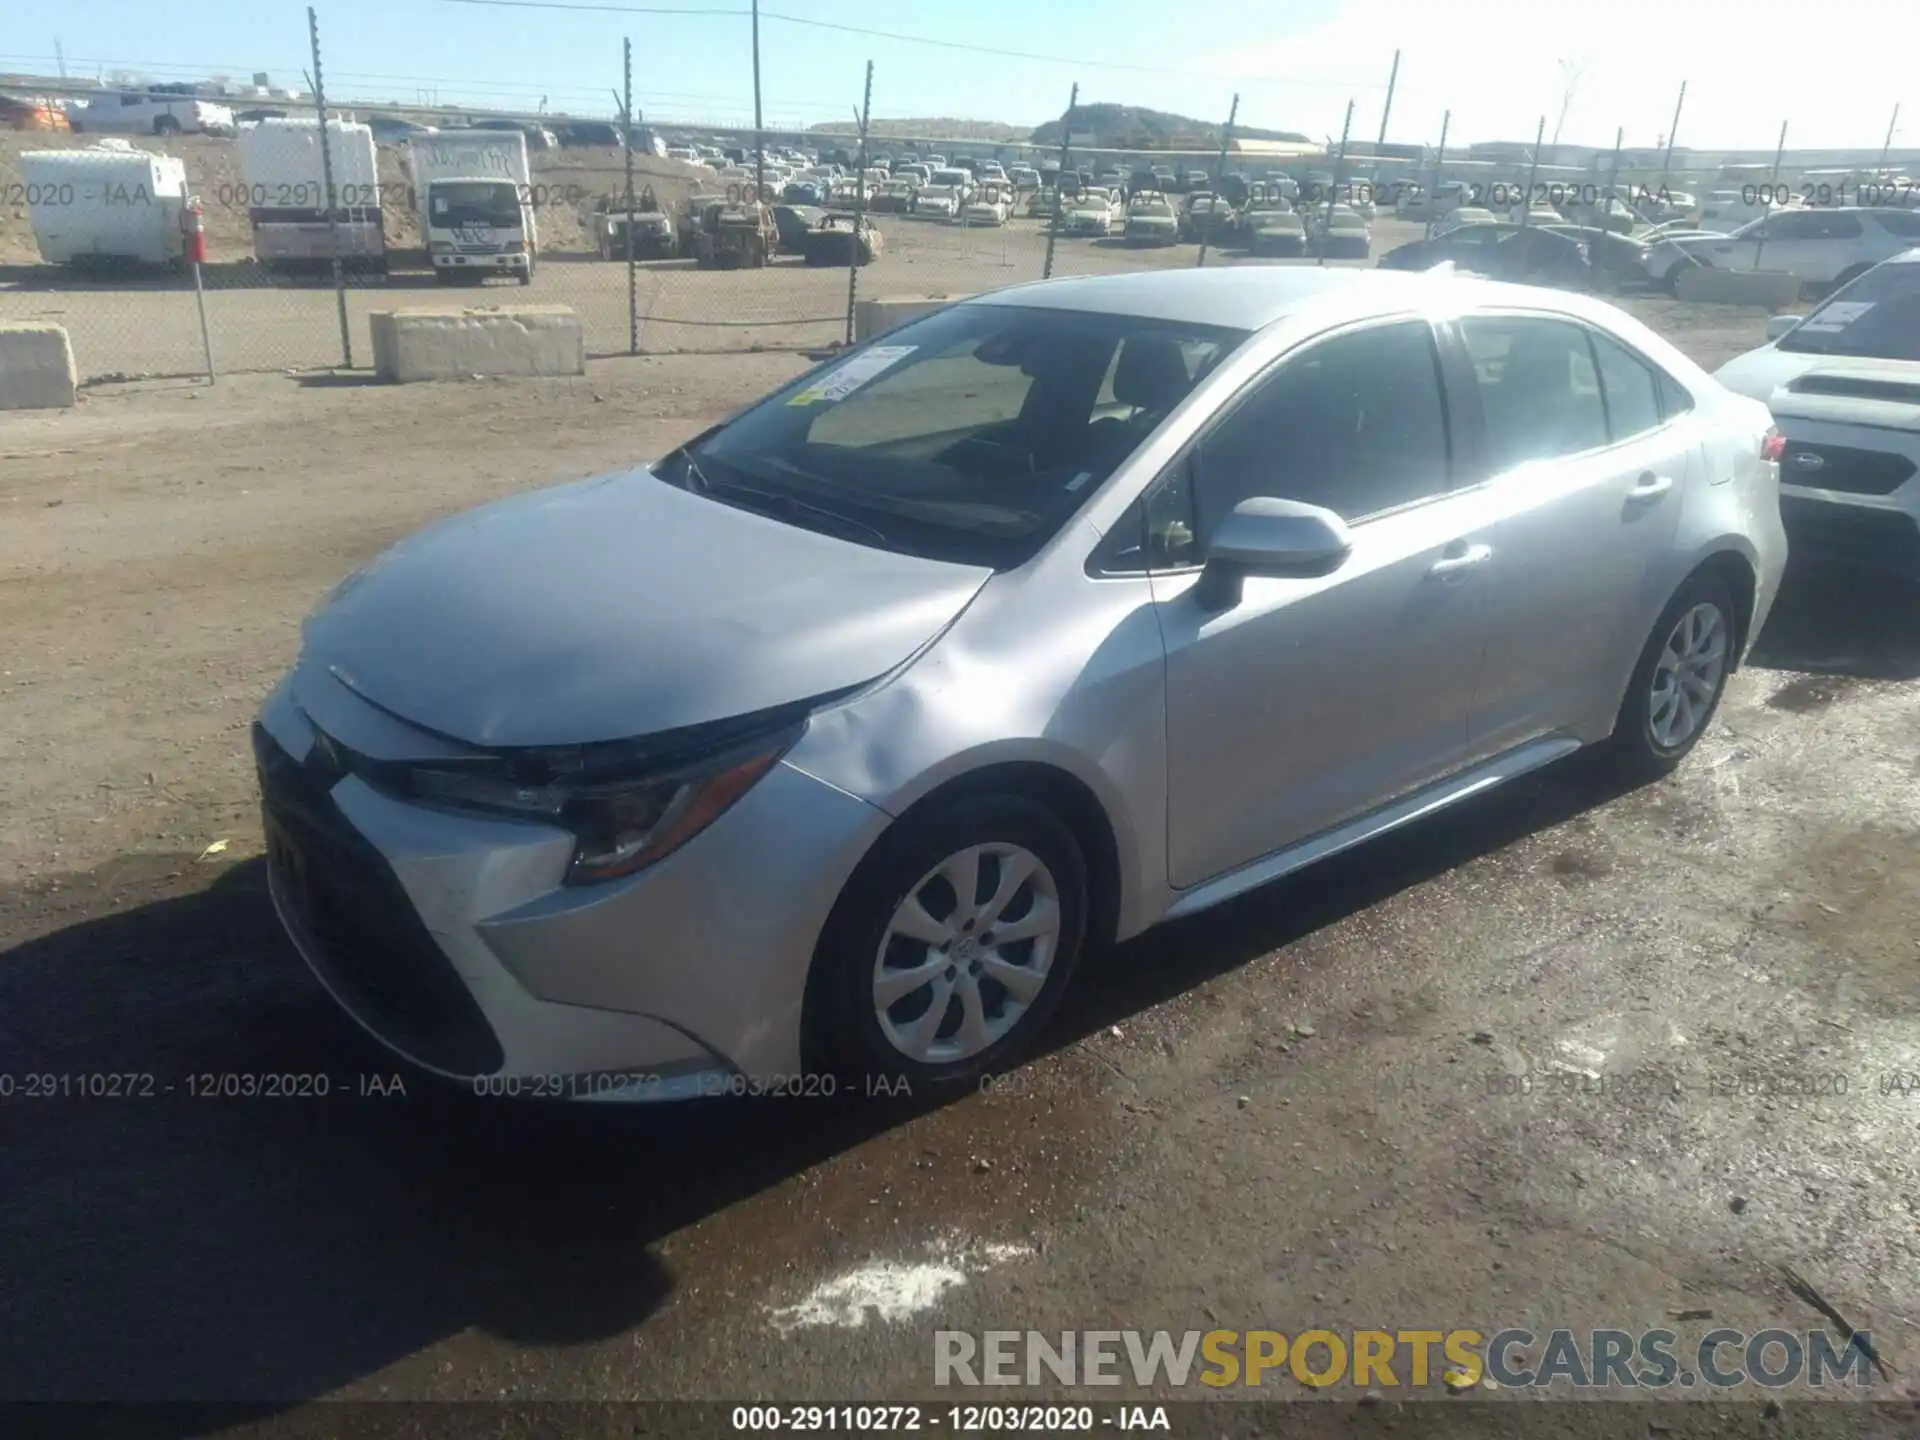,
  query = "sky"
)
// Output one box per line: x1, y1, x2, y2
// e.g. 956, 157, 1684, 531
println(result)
4, 0, 1911, 153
